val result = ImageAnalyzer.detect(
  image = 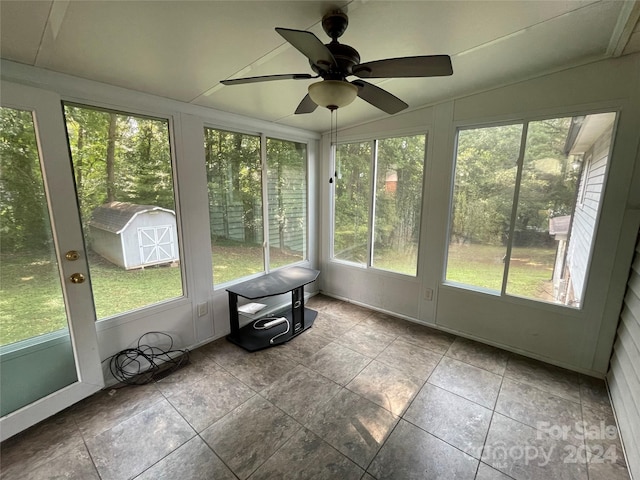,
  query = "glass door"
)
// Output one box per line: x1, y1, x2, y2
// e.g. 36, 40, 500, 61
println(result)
0, 82, 103, 441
